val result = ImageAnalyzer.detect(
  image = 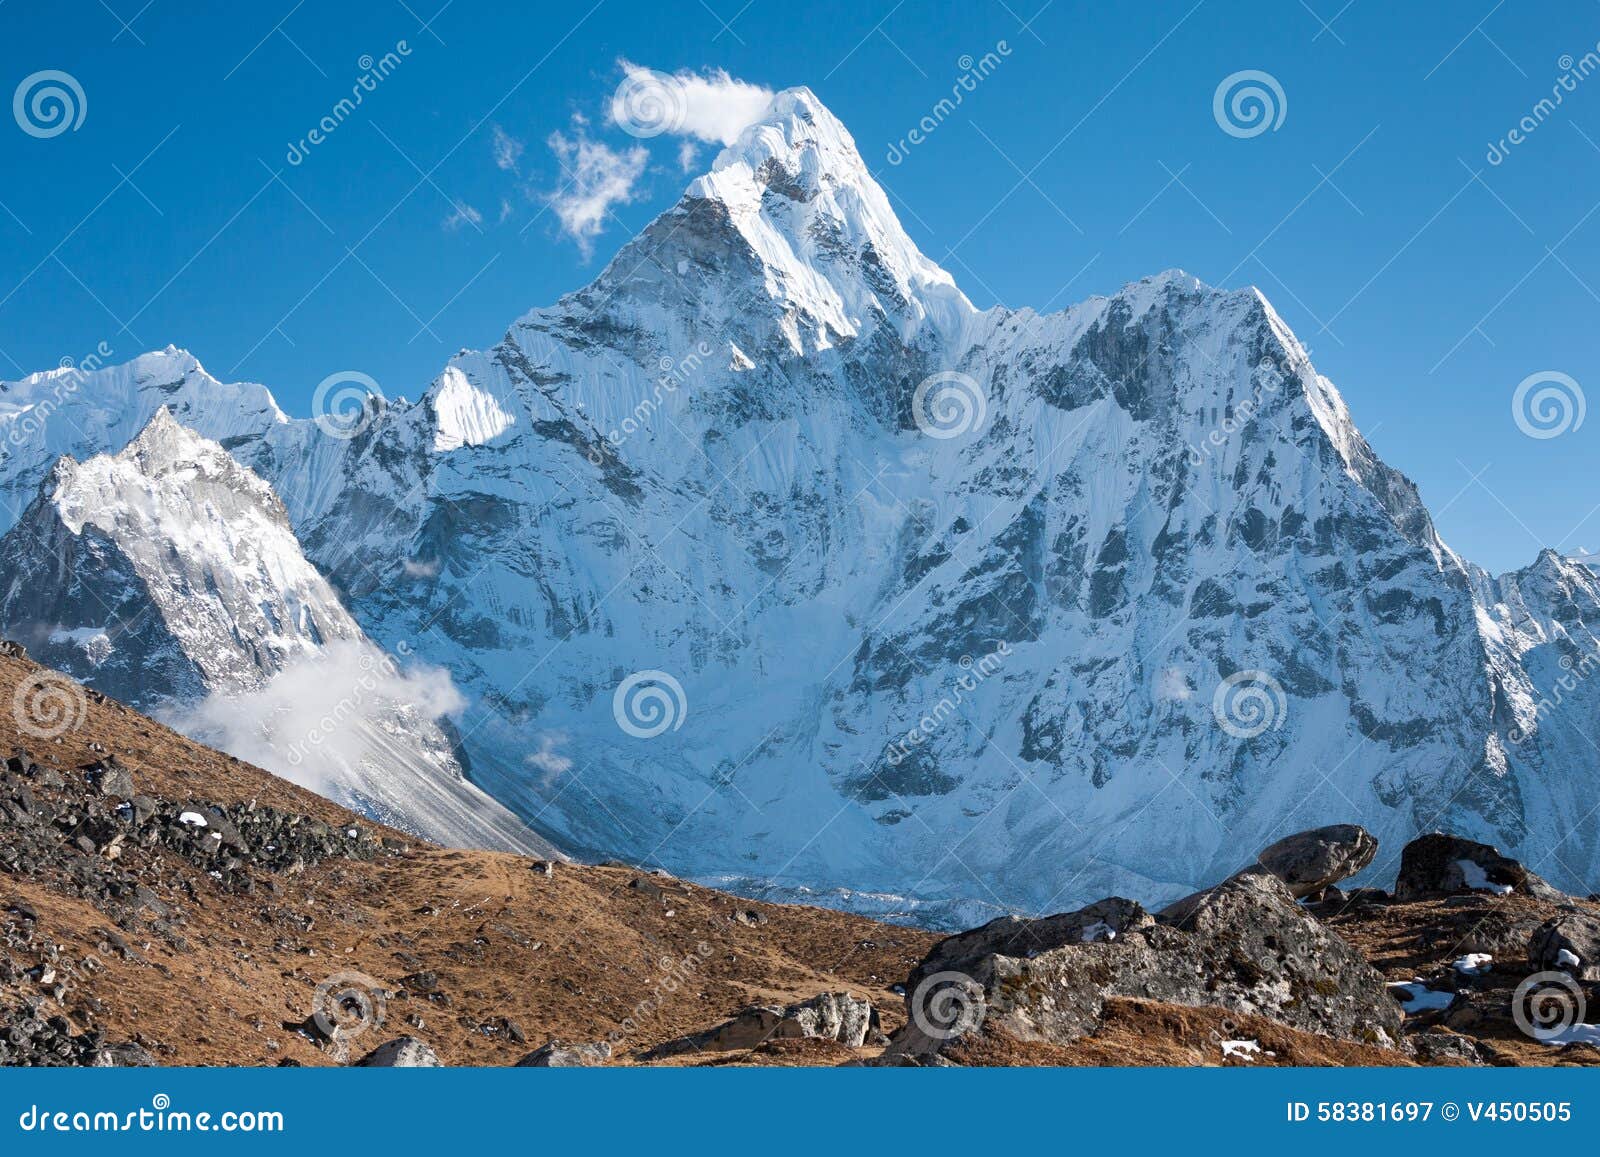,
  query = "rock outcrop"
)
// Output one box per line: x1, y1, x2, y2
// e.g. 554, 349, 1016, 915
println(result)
515, 1040, 612, 1067
894, 866, 1401, 1058
1528, 912, 1600, 980
1395, 834, 1562, 901
644, 992, 877, 1058
1255, 824, 1378, 898
353, 1037, 443, 1067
